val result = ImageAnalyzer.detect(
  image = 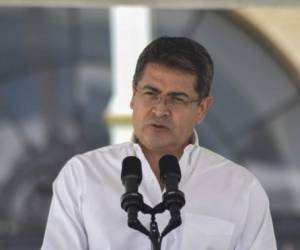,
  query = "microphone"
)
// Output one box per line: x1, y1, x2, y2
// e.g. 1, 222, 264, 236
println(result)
121, 156, 143, 226
121, 156, 142, 193
159, 154, 181, 191
159, 154, 185, 237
